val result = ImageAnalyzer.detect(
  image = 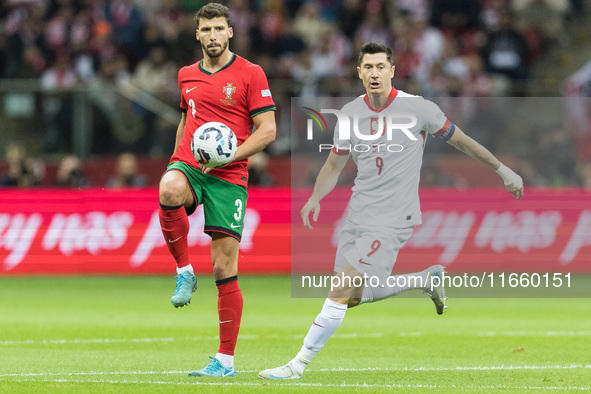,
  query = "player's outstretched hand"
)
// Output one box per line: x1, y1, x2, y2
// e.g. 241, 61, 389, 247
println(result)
301, 198, 320, 230
201, 166, 212, 175
506, 182, 524, 200
496, 164, 523, 200
504, 171, 524, 200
